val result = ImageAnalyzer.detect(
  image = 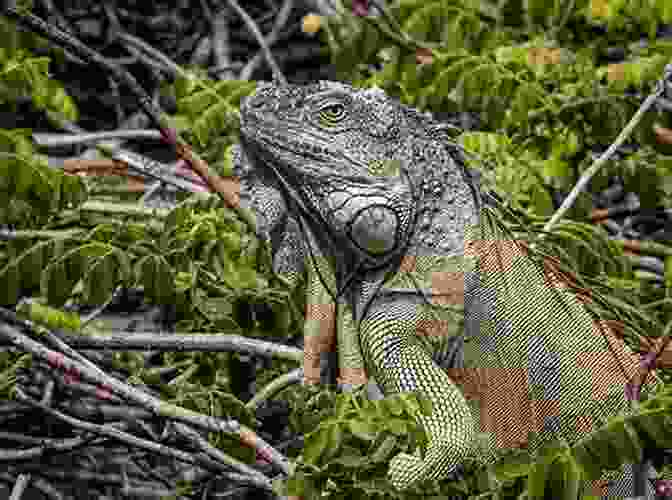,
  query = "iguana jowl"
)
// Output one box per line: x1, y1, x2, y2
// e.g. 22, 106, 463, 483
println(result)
239, 80, 661, 496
